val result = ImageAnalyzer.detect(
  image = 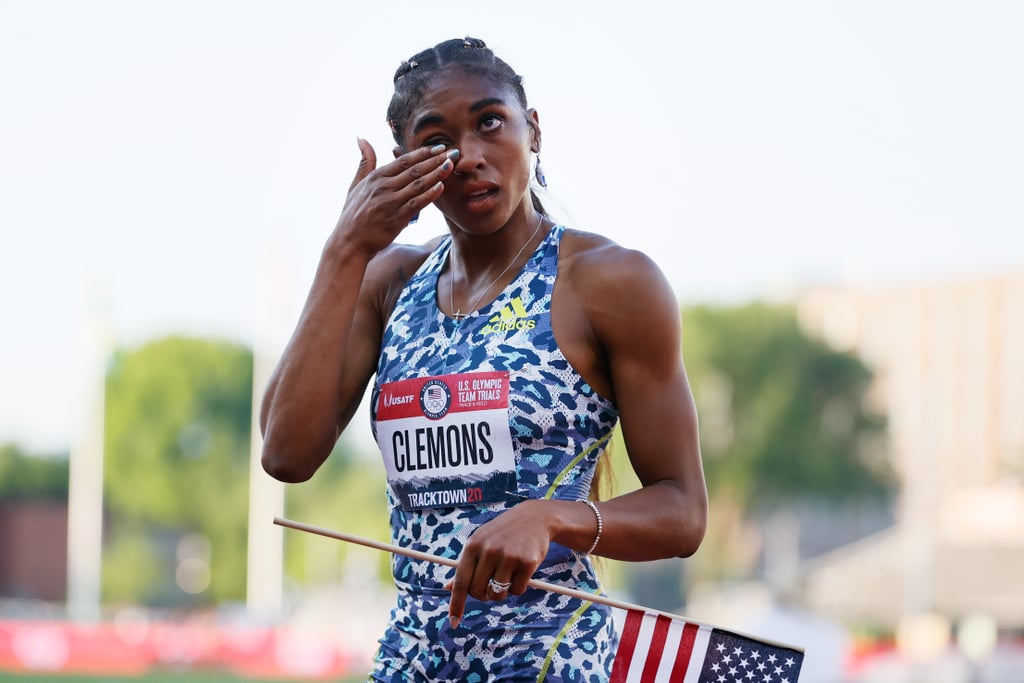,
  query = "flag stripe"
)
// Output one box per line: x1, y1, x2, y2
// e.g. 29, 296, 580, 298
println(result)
681, 625, 712, 683
625, 613, 660, 682
668, 621, 699, 681
652, 617, 686, 683
638, 615, 672, 682
610, 609, 645, 683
